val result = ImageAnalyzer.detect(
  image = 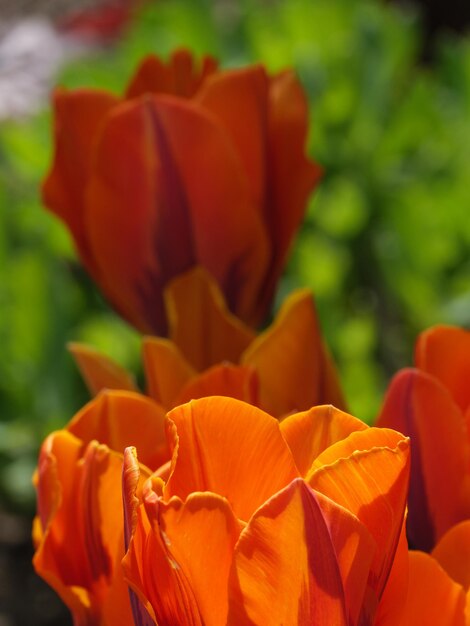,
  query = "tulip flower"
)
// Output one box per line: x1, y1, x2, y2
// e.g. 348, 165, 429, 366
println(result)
123, 396, 411, 625
401, 521, 470, 625
33, 390, 168, 624
377, 325, 470, 551
69, 268, 345, 417
42, 49, 321, 335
